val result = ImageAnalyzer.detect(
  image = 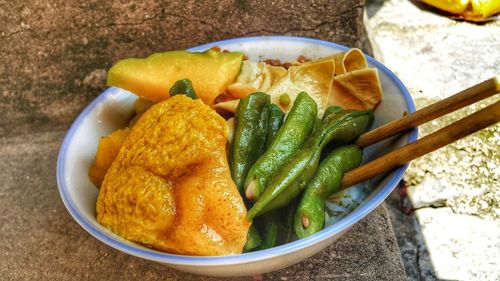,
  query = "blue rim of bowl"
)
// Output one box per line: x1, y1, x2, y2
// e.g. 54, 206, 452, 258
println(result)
57, 35, 418, 266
